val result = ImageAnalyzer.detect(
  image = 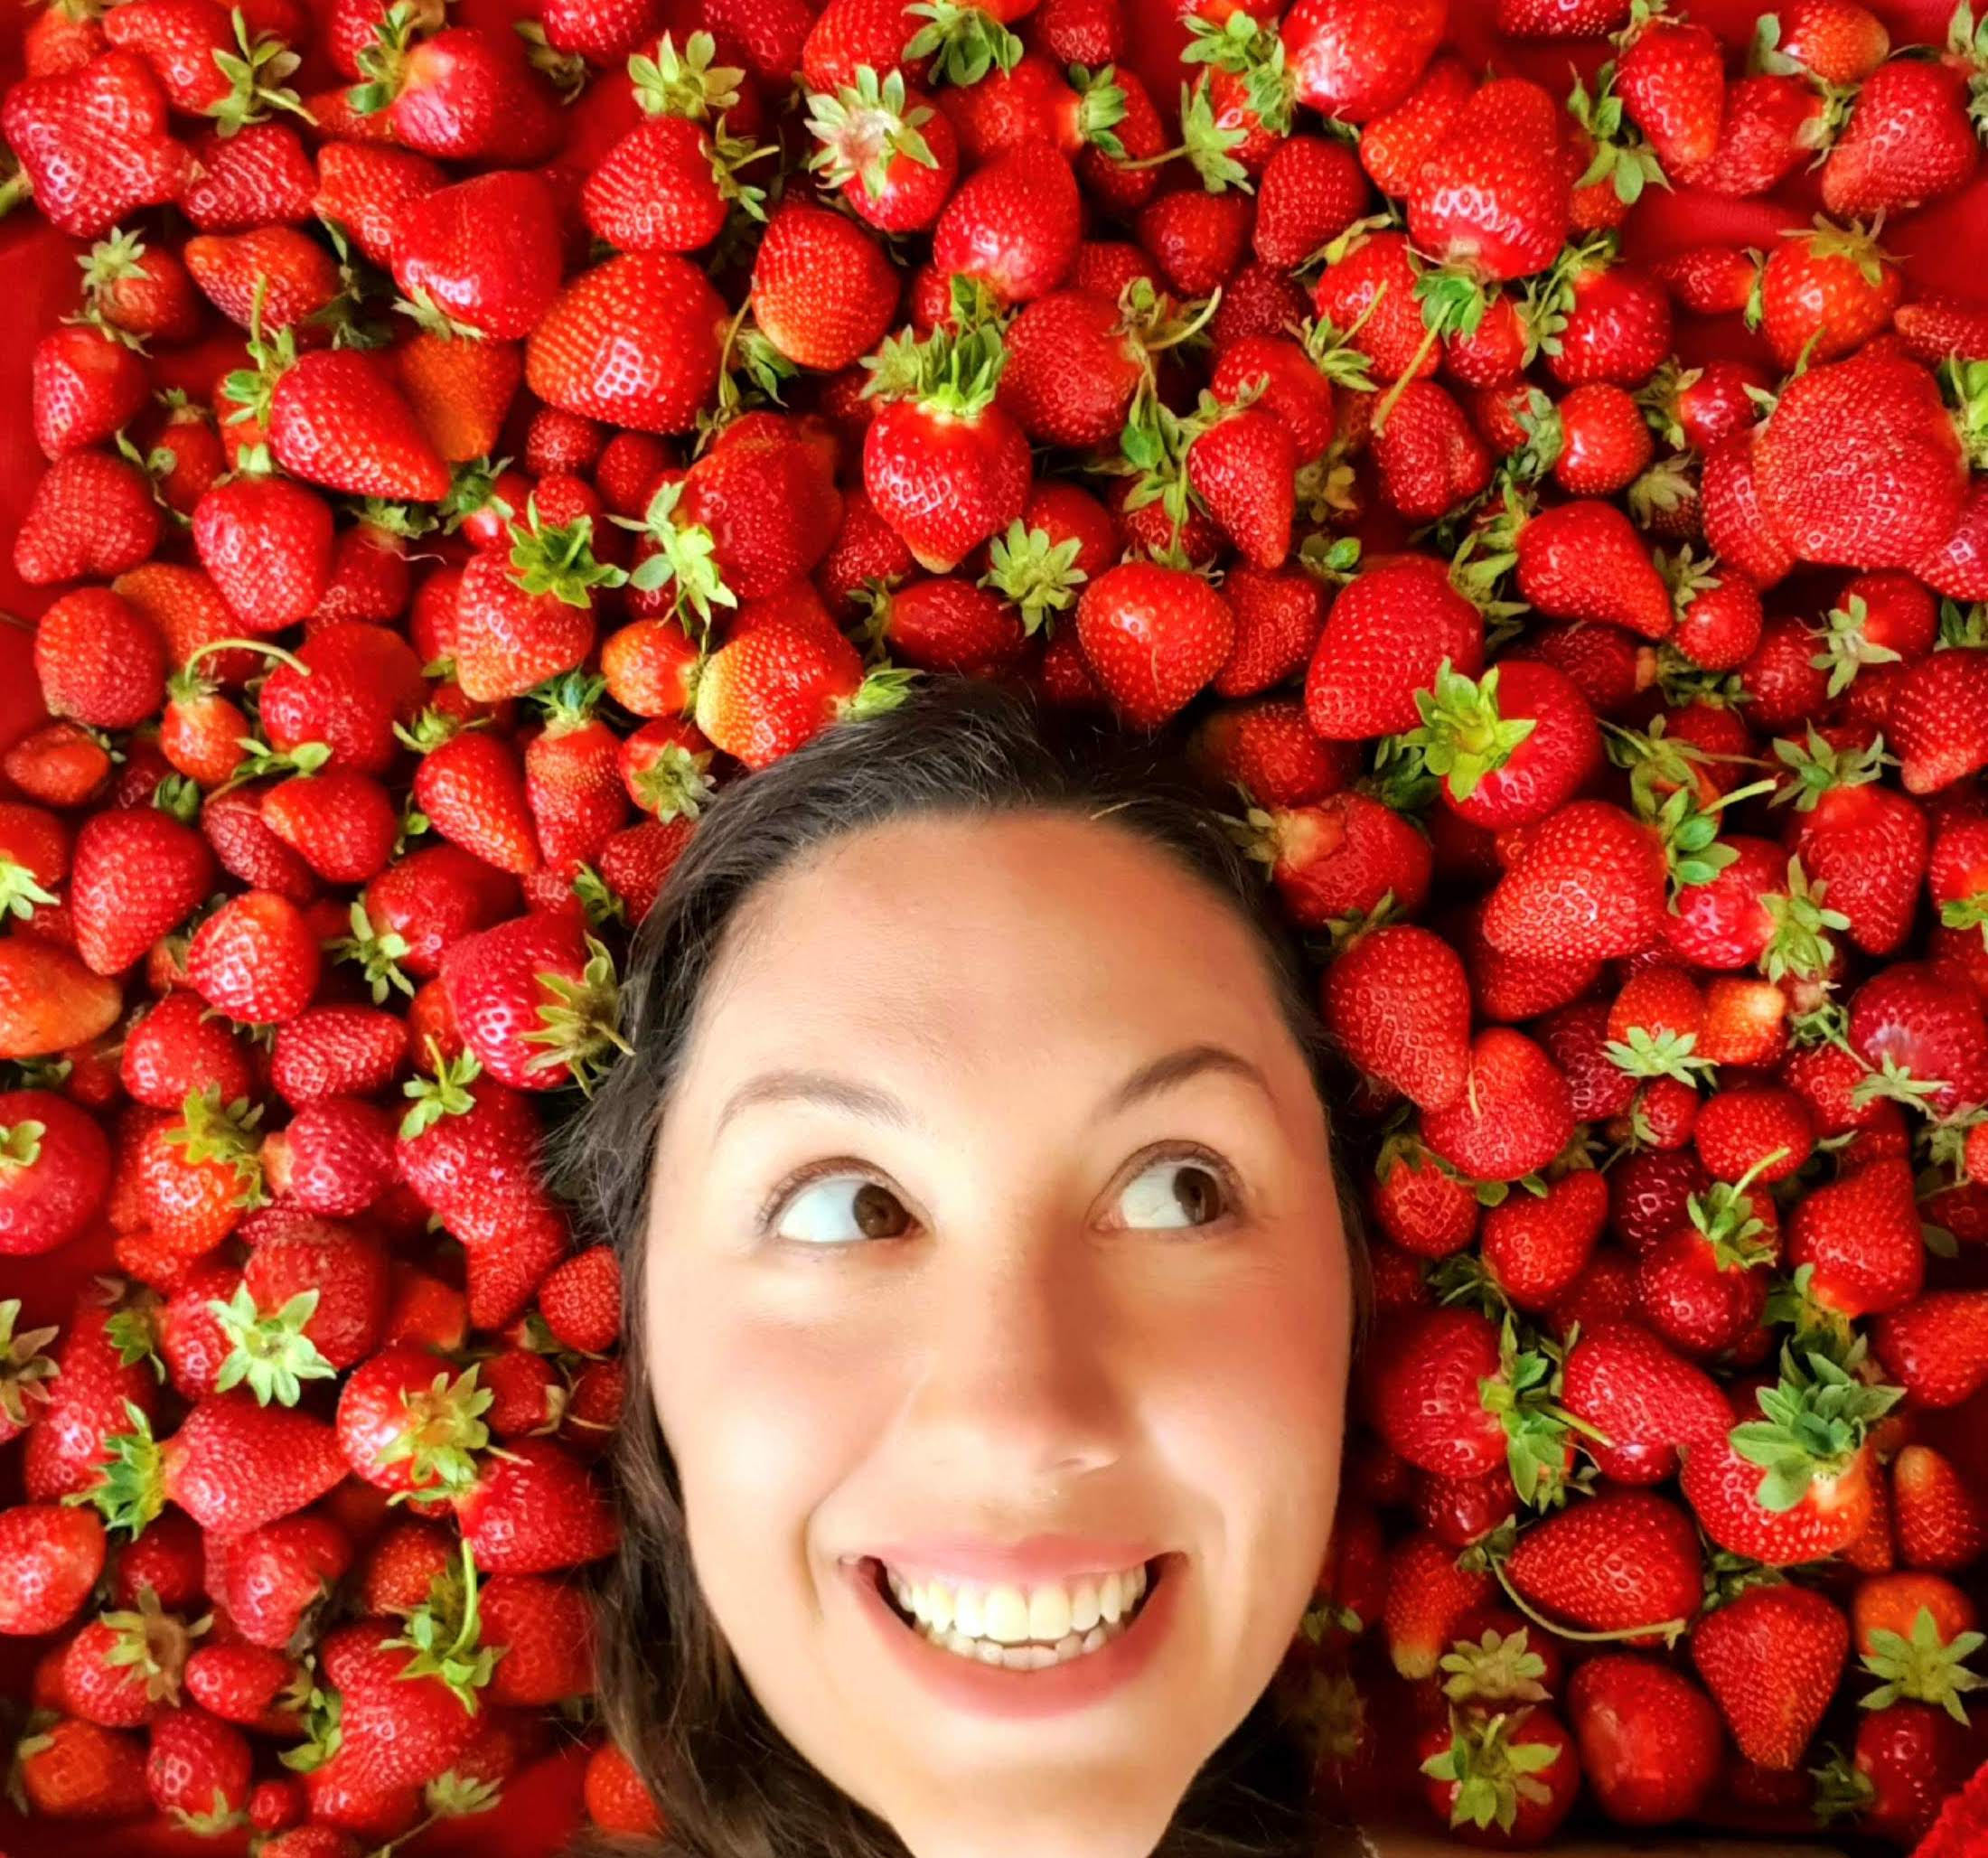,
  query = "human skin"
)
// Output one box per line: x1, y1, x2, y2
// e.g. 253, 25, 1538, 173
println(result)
644, 810, 1355, 1858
